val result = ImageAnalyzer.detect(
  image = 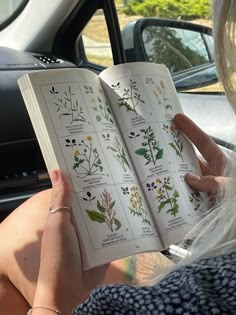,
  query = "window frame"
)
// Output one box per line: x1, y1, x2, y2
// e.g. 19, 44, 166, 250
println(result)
53, 0, 125, 71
